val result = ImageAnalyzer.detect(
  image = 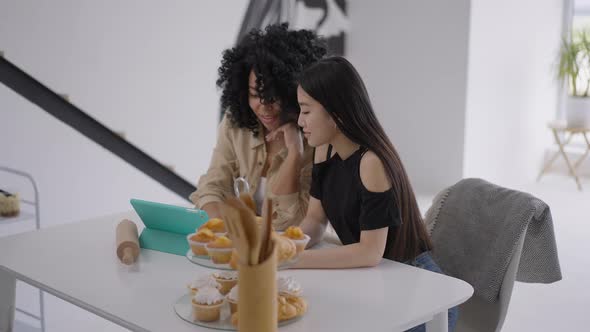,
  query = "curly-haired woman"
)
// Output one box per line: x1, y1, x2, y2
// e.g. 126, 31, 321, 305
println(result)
190, 24, 326, 230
